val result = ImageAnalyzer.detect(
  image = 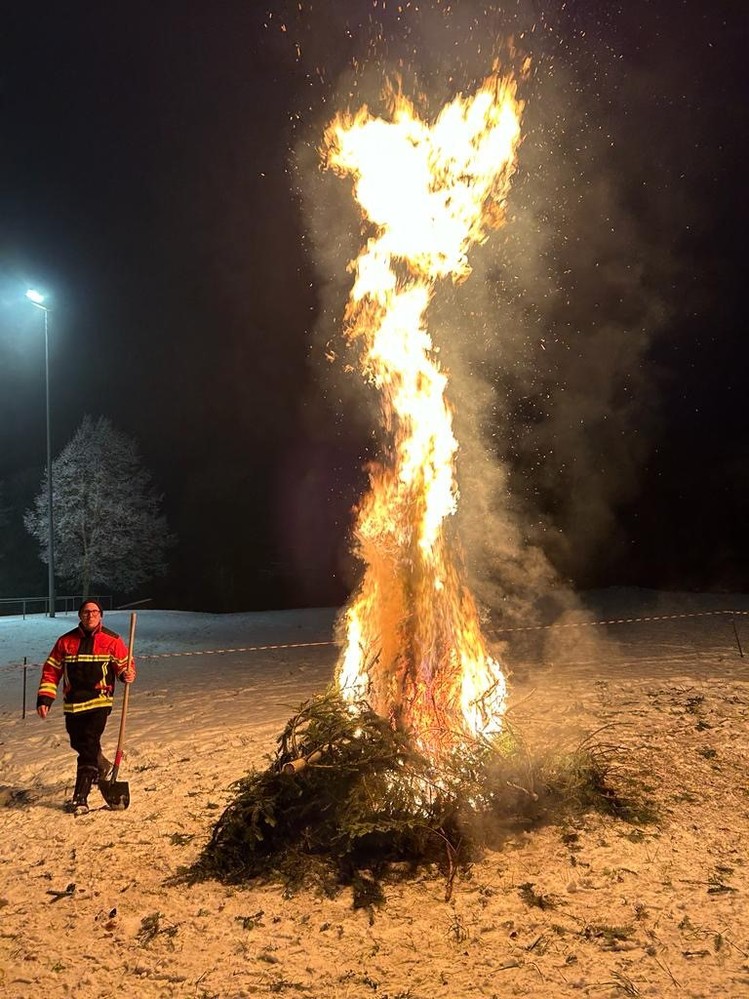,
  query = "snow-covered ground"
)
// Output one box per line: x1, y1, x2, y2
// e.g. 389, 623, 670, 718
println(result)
1, 591, 749, 998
